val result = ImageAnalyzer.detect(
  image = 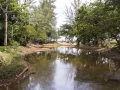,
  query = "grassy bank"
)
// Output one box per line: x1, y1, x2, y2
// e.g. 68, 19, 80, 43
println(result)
0, 46, 26, 80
